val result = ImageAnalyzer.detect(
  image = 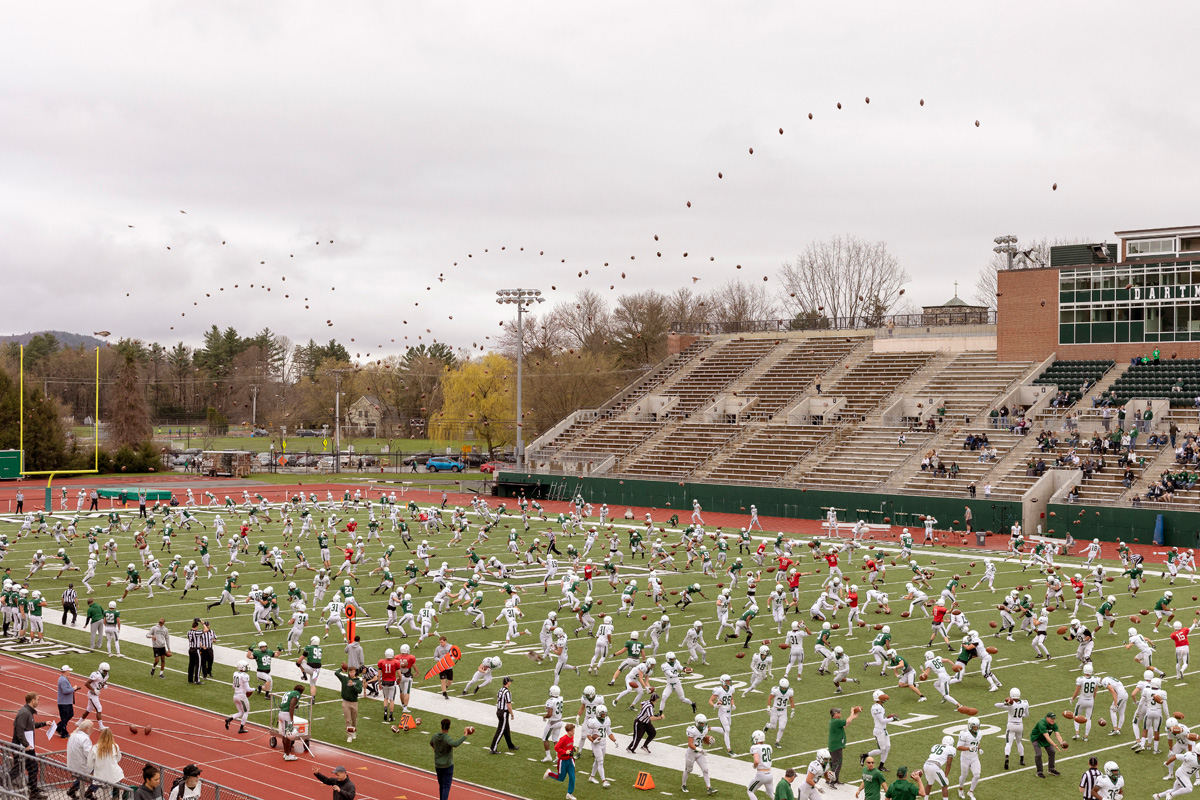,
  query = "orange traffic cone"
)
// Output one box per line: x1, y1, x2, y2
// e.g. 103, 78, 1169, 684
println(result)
634, 772, 655, 790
